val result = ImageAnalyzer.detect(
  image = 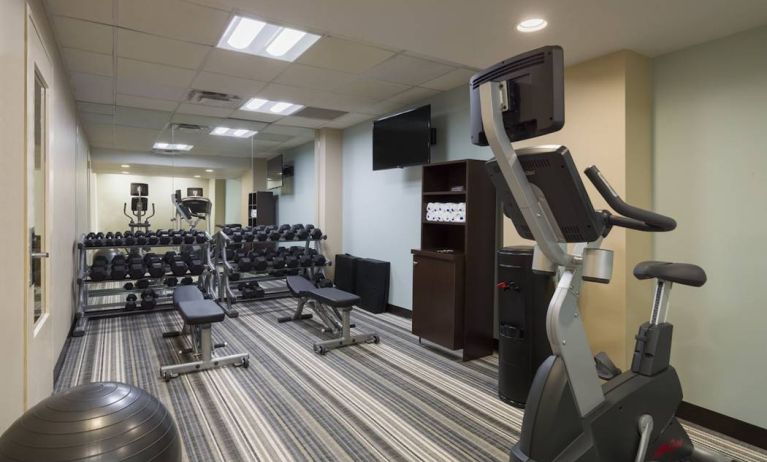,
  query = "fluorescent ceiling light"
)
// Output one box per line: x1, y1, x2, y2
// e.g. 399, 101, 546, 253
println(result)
210, 126, 258, 138
121, 171, 130, 175
120, 164, 130, 168
216, 15, 321, 62
205, 169, 214, 173
194, 175, 201, 178
226, 17, 265, 49
516, 18, 547, 32
240, 97, 303, 116
266, 28, 306, 57
153, 142, 193, 151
